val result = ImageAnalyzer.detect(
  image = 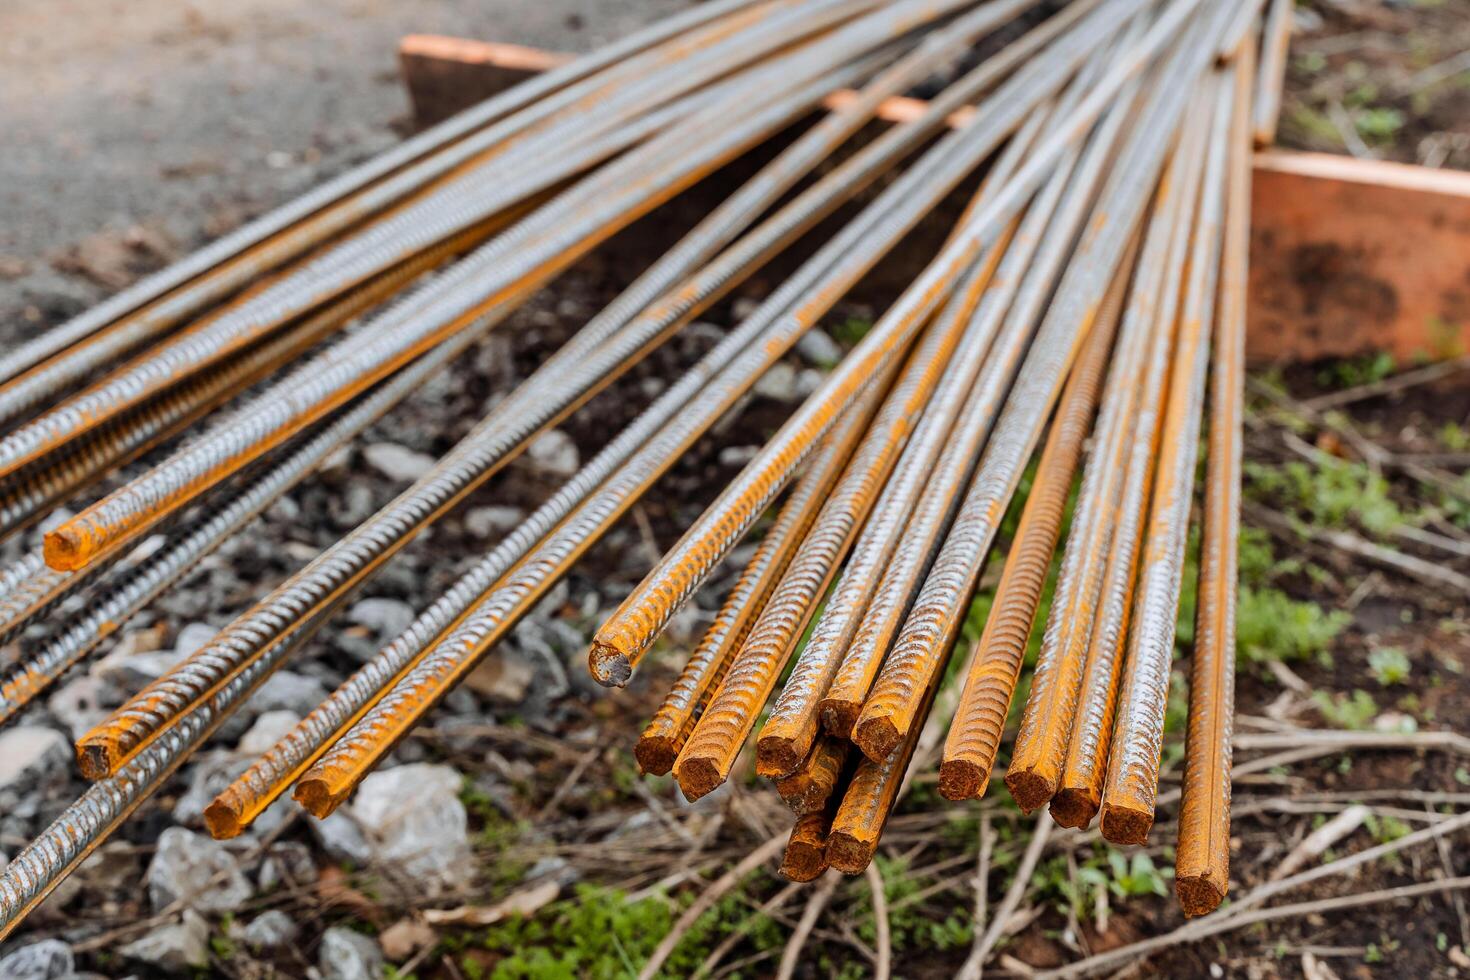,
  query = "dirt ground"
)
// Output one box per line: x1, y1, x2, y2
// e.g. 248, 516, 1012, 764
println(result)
0, 1, 1467, 978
